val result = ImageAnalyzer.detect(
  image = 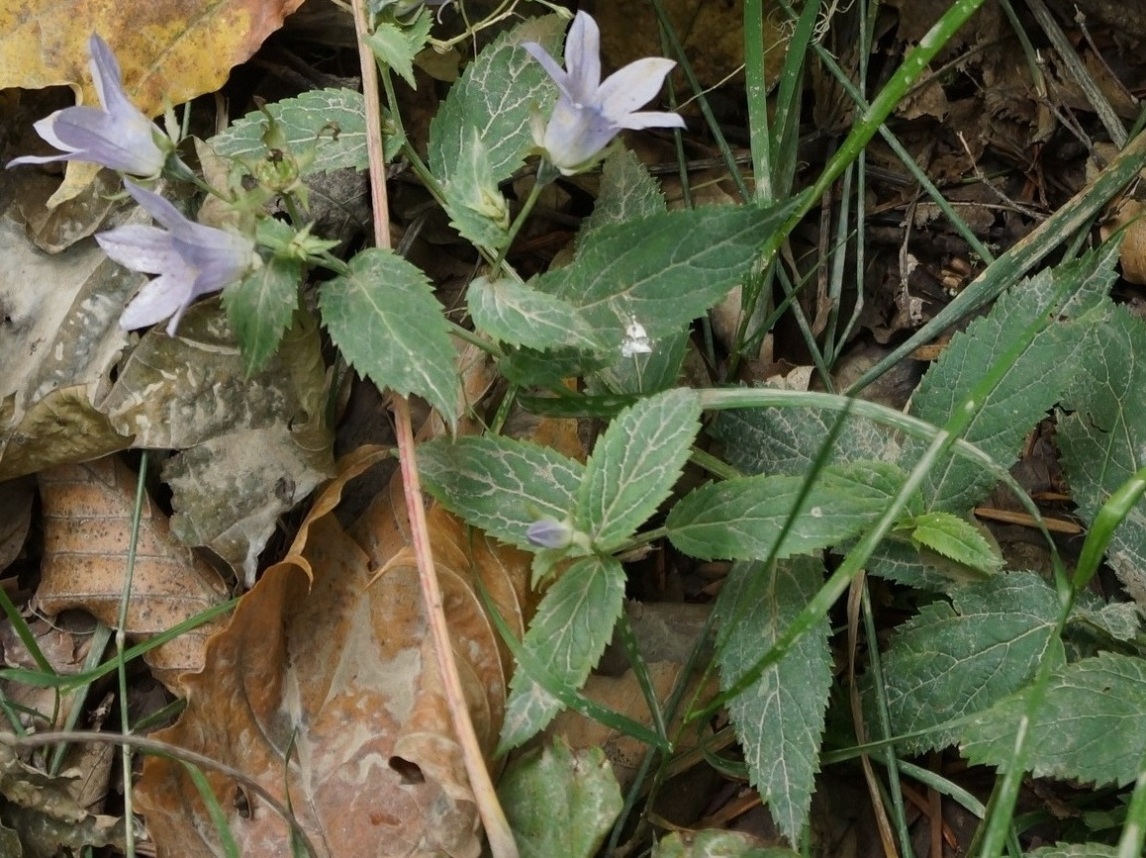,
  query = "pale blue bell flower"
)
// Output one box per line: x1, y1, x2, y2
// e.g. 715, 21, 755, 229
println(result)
522, 11, 685, 175
97, 181, 257, 336
526, 518, 574, 550
7, 34, 168, 176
